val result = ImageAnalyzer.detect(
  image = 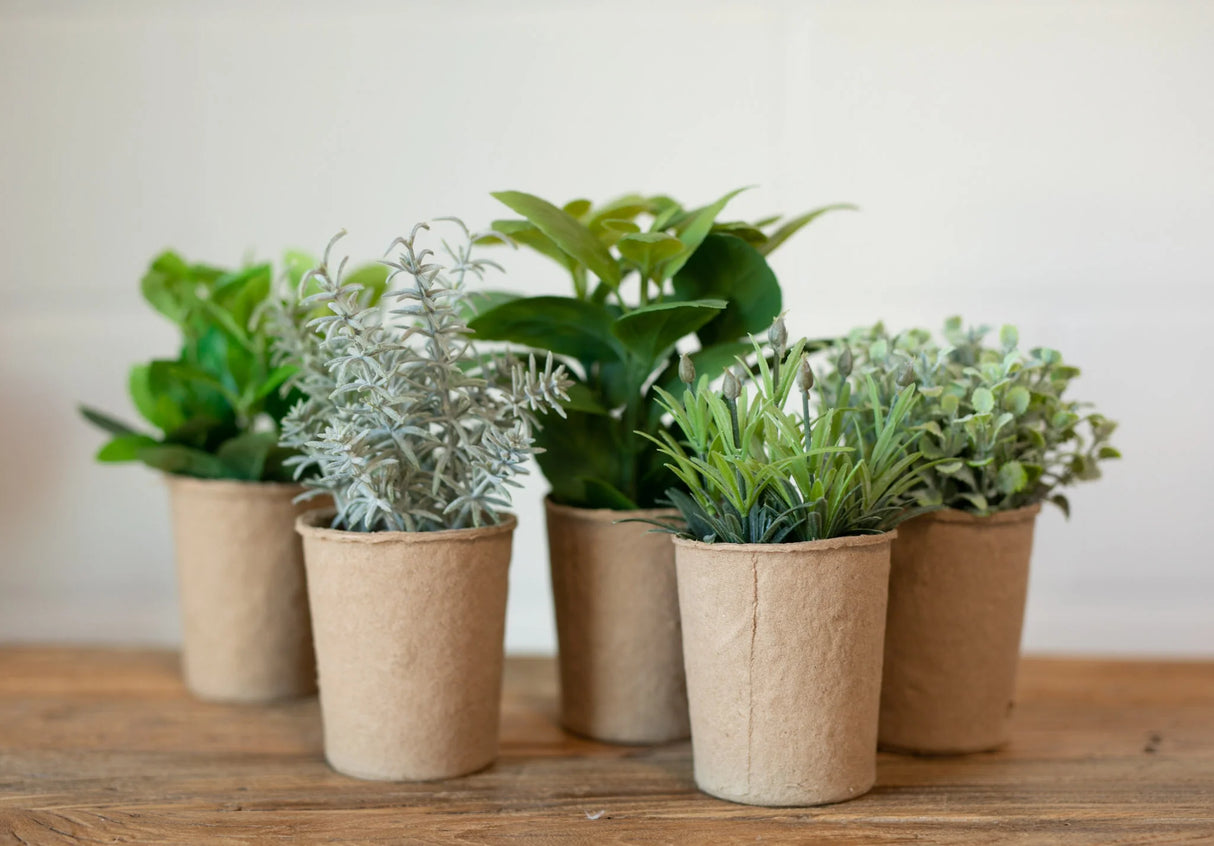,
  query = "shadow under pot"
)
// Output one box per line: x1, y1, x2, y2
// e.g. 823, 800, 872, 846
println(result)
165, 475, 317, 703
674, 532, 894, 807
296, 510, 515, 781
546, 498, 690, 745
879, 504, 1041, 755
